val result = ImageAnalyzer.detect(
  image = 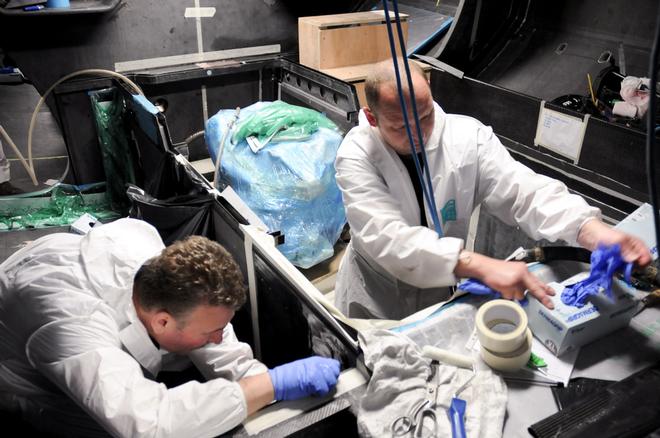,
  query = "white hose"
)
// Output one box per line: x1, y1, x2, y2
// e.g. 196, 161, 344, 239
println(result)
26, 68, 144, 187
212, 107, 241, 187
0, 124, 37, 185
